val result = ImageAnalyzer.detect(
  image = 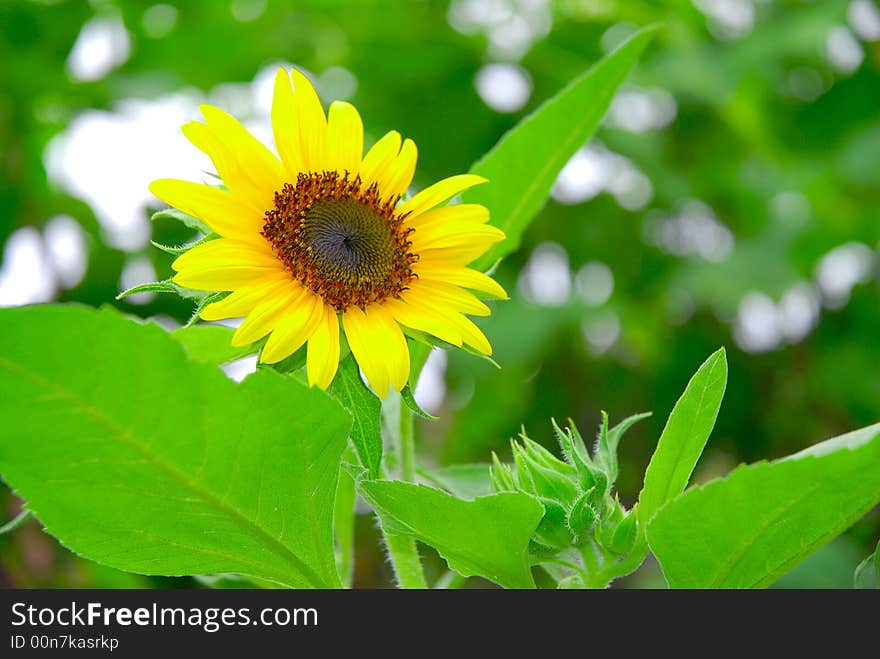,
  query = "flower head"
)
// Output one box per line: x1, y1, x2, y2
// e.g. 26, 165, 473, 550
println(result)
151, 68, 506, 396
